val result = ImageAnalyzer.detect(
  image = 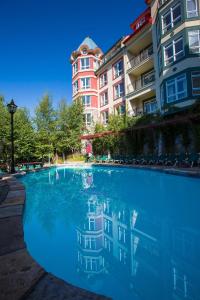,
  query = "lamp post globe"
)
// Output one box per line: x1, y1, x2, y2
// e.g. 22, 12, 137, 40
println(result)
7, 99, 17, 173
